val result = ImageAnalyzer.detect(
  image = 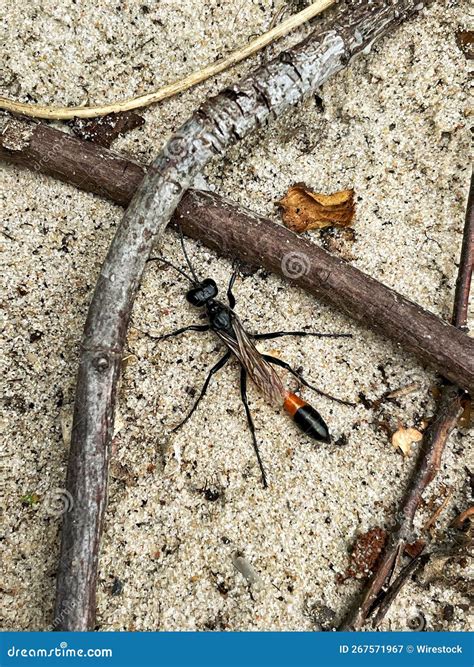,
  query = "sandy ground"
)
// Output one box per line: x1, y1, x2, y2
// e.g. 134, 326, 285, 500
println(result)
1, 0, 472, 632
